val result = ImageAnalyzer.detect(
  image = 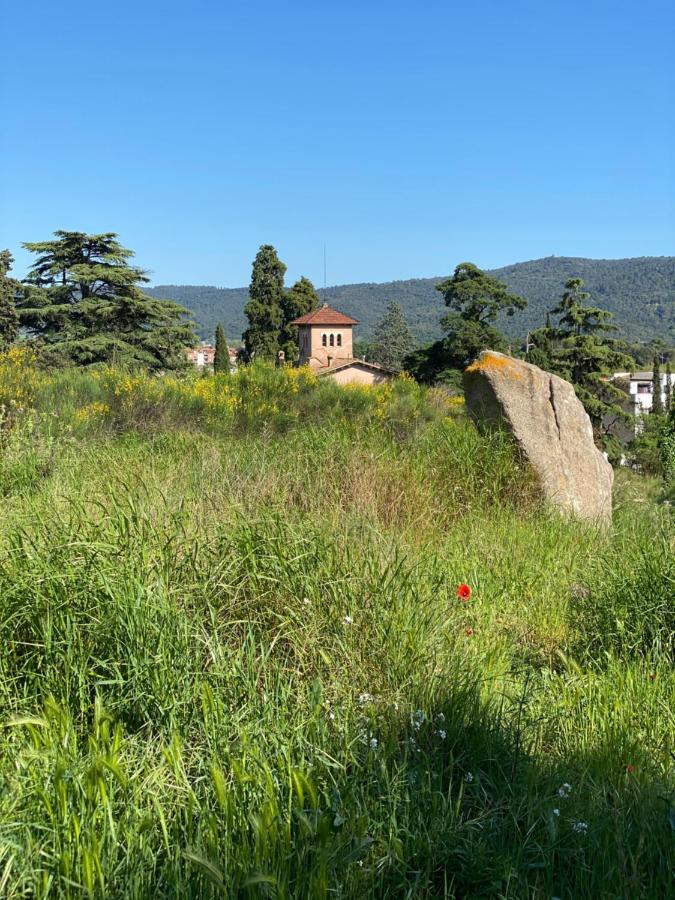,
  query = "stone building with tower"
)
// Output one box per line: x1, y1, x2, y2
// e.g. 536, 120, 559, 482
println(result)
290, 303, 394, 385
